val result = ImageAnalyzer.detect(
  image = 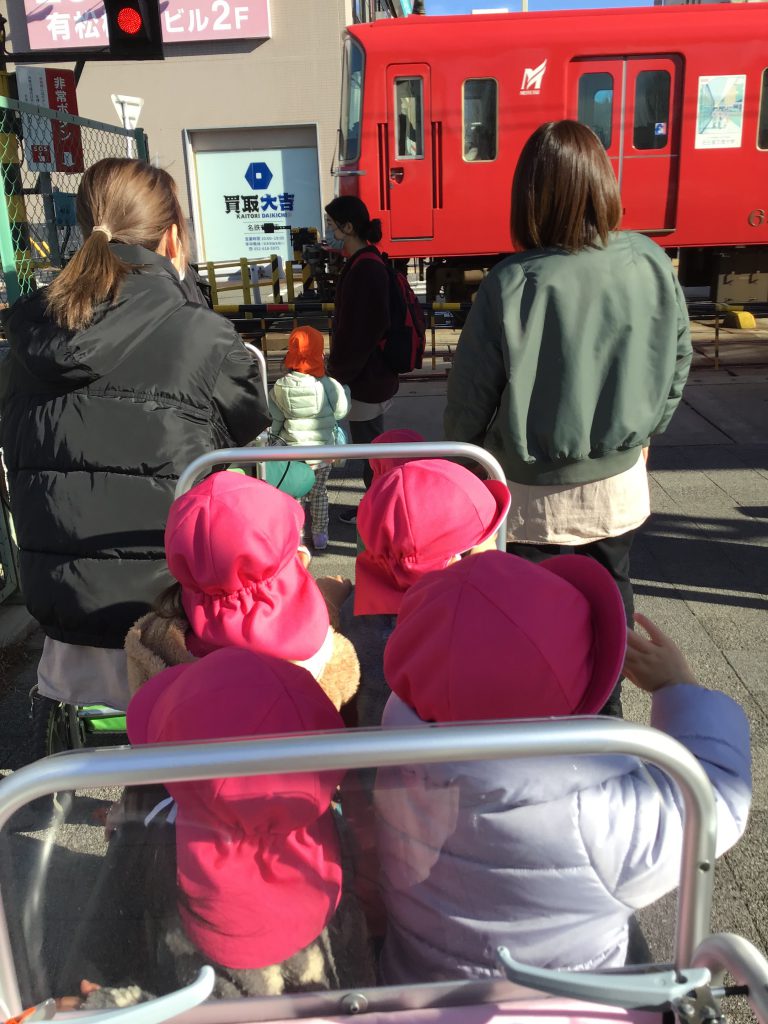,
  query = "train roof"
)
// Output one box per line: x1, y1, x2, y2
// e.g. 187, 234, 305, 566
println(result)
347, 3, 767, 53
